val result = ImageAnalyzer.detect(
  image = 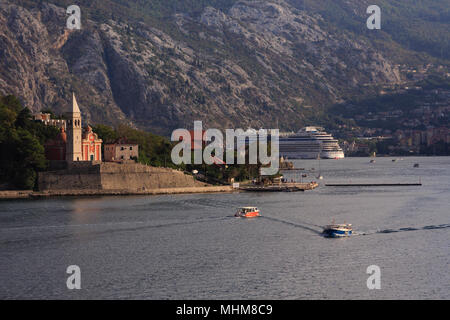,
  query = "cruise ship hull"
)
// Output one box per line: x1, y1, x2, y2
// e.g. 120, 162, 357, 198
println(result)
280, 126, 345, 160
281, 151, 344, 159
